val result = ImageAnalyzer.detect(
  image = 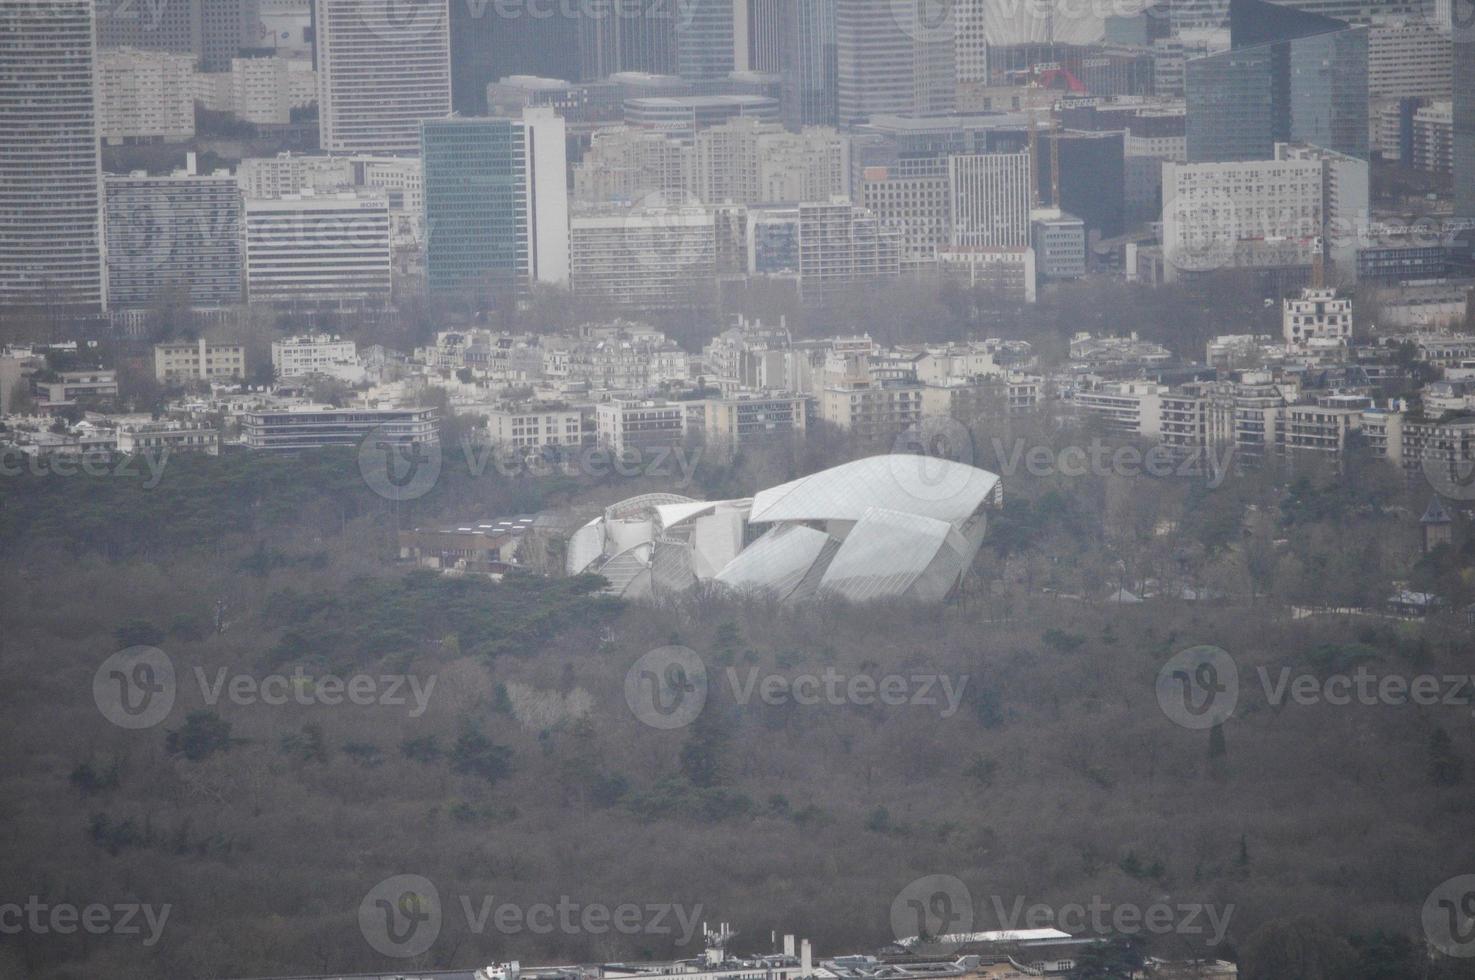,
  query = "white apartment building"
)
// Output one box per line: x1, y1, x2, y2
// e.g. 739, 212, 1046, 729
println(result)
797, 201, 904, 301
595, 399, 687, 453
1161, 143, 1369, 281
1283, 288, 1354, 348
237, 153, 356, 199
97, 47, 196, 145
691, 118, 850, 205
243, 191, 393, 303
117, 422, 220, 456
153, 339, 247, 384
1369, 21, 1452, 100
271, 334, 358, 377
935, 247, 1038, 303
574, 128, 691, 205
569, 207, 718, 308
1412, 102, 1454, 175
487, 407, 585, 450
859, 164, 951, 267
948, 153, 1031, 248
314, 0, 452, 154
